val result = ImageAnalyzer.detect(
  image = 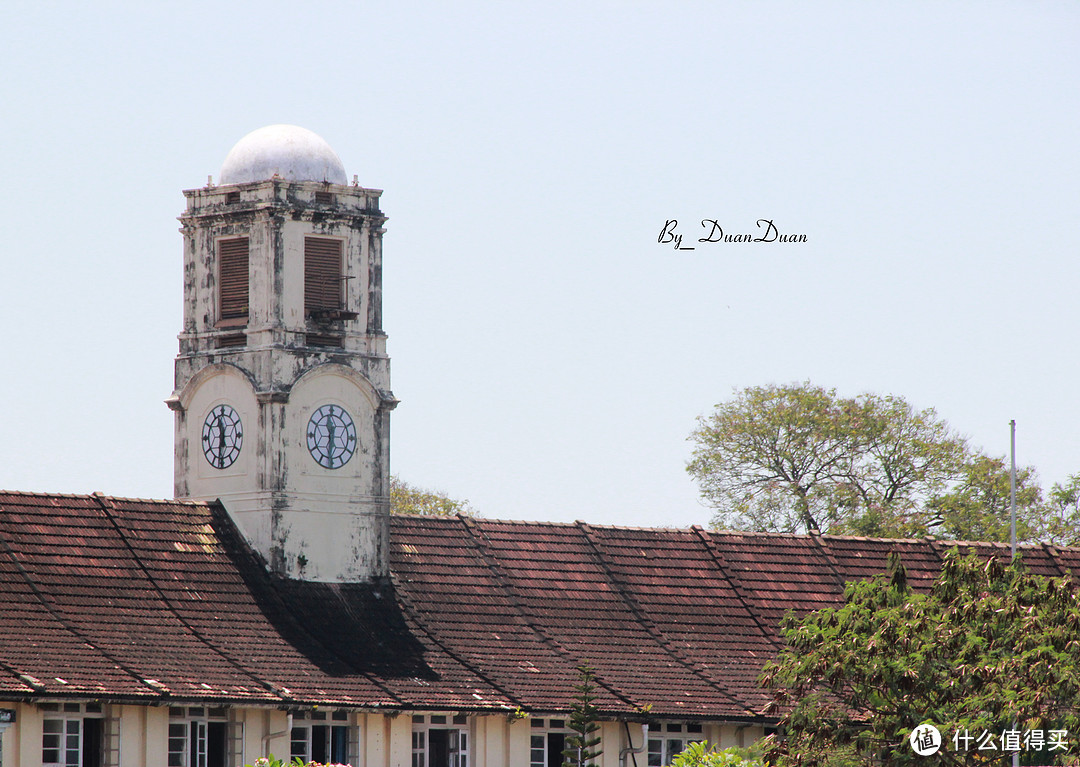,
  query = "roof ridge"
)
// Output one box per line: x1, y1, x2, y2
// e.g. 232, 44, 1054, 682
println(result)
690, 526, 785, 654
459, 516, 641, 712
200, 502, 405, 707
0, 659, 39, 695
1036, 541, 1069, 580
923, 535, 948, 567
388, 514, 537, 709
0, 506, 161, 699
6, 494, 1079, 552
0, 489, 204, 505
820, 533, 1080, 552
807, 532, 849, 592
576, 521, 758, 717
388, 572, 519, 710
456, 518, 1080, 554
90, 493, 287, 702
